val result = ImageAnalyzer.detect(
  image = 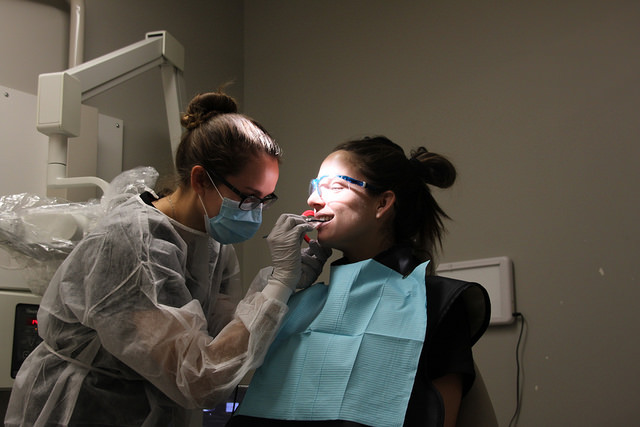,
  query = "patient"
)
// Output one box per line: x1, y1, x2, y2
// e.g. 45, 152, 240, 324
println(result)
228, 136, 490, 427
